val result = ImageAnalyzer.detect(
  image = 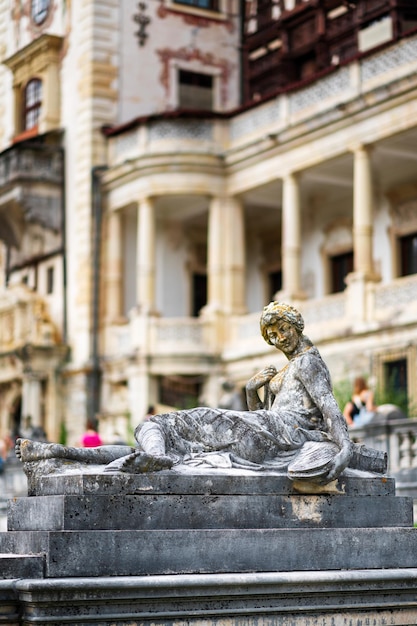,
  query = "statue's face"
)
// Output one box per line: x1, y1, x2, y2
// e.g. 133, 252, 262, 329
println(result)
266, 320, 299, 353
